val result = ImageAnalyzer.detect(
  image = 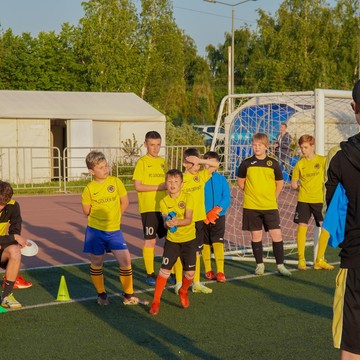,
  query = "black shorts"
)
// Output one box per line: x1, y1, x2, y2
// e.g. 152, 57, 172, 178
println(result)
242, 209, 281, 232
161, 239, 197, 271
204, 215, 225, 245
195, 221, 205, 251
293, 202, 323, 227
141, 212, 167, 240
333, 268, 360, 354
